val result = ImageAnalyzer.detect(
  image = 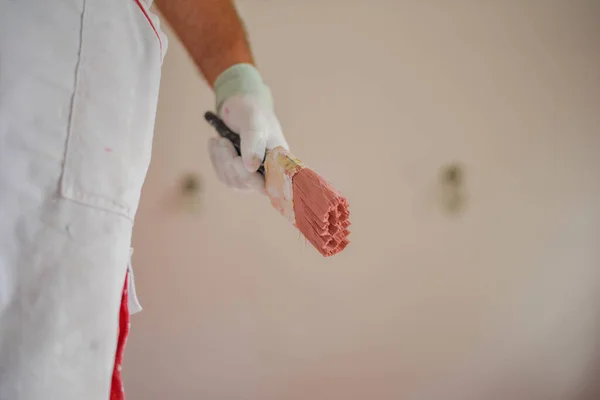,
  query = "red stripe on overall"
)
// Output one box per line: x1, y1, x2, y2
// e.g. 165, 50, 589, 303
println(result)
110, 273, 130, 400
